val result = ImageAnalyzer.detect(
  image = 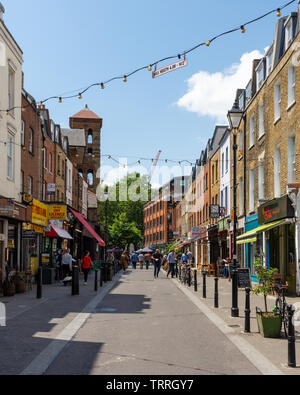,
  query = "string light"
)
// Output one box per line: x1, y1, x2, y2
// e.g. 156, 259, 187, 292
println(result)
0, 0, 296, 113
78, 93, 82, 99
